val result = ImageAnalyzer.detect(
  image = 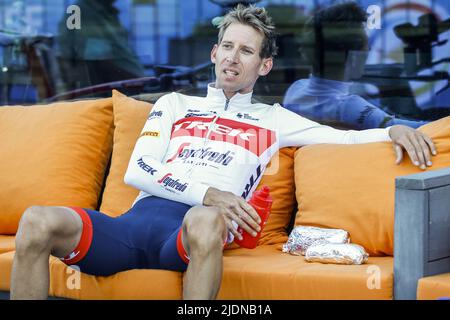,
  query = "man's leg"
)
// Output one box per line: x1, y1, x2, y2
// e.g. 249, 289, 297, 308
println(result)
181, 206, 227, 300
11, 206, 82, 300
